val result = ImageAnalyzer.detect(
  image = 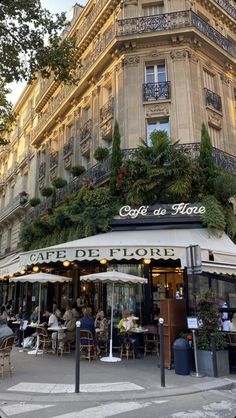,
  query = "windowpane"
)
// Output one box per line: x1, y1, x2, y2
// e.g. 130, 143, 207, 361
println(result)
147, 119, 170, 145
143, 4, 164, 16
146, 66, 155, 83
145, 64, 166, 83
